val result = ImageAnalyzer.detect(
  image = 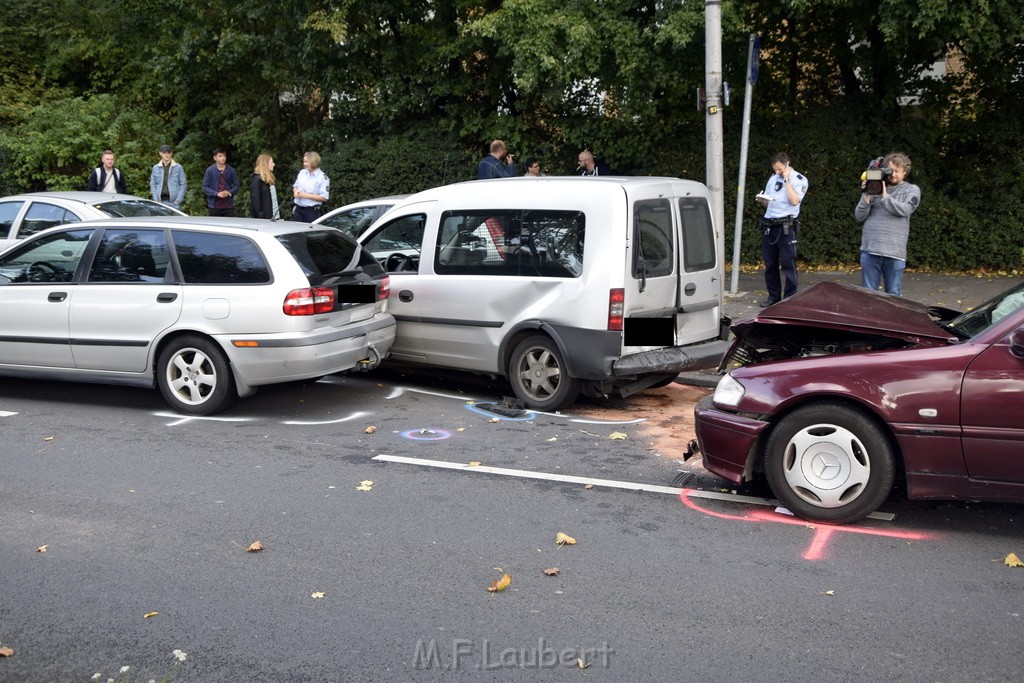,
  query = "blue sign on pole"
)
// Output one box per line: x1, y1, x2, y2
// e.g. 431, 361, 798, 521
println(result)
749, 34, 760, 85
